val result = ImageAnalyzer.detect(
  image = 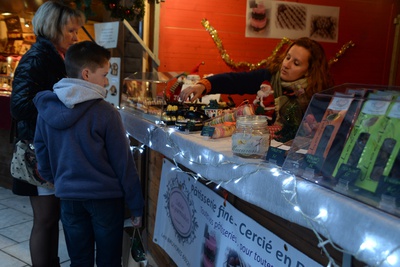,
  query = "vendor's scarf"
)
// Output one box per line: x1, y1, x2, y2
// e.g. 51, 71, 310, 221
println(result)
271, 71, 308, 98
270, 71, 309, 142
